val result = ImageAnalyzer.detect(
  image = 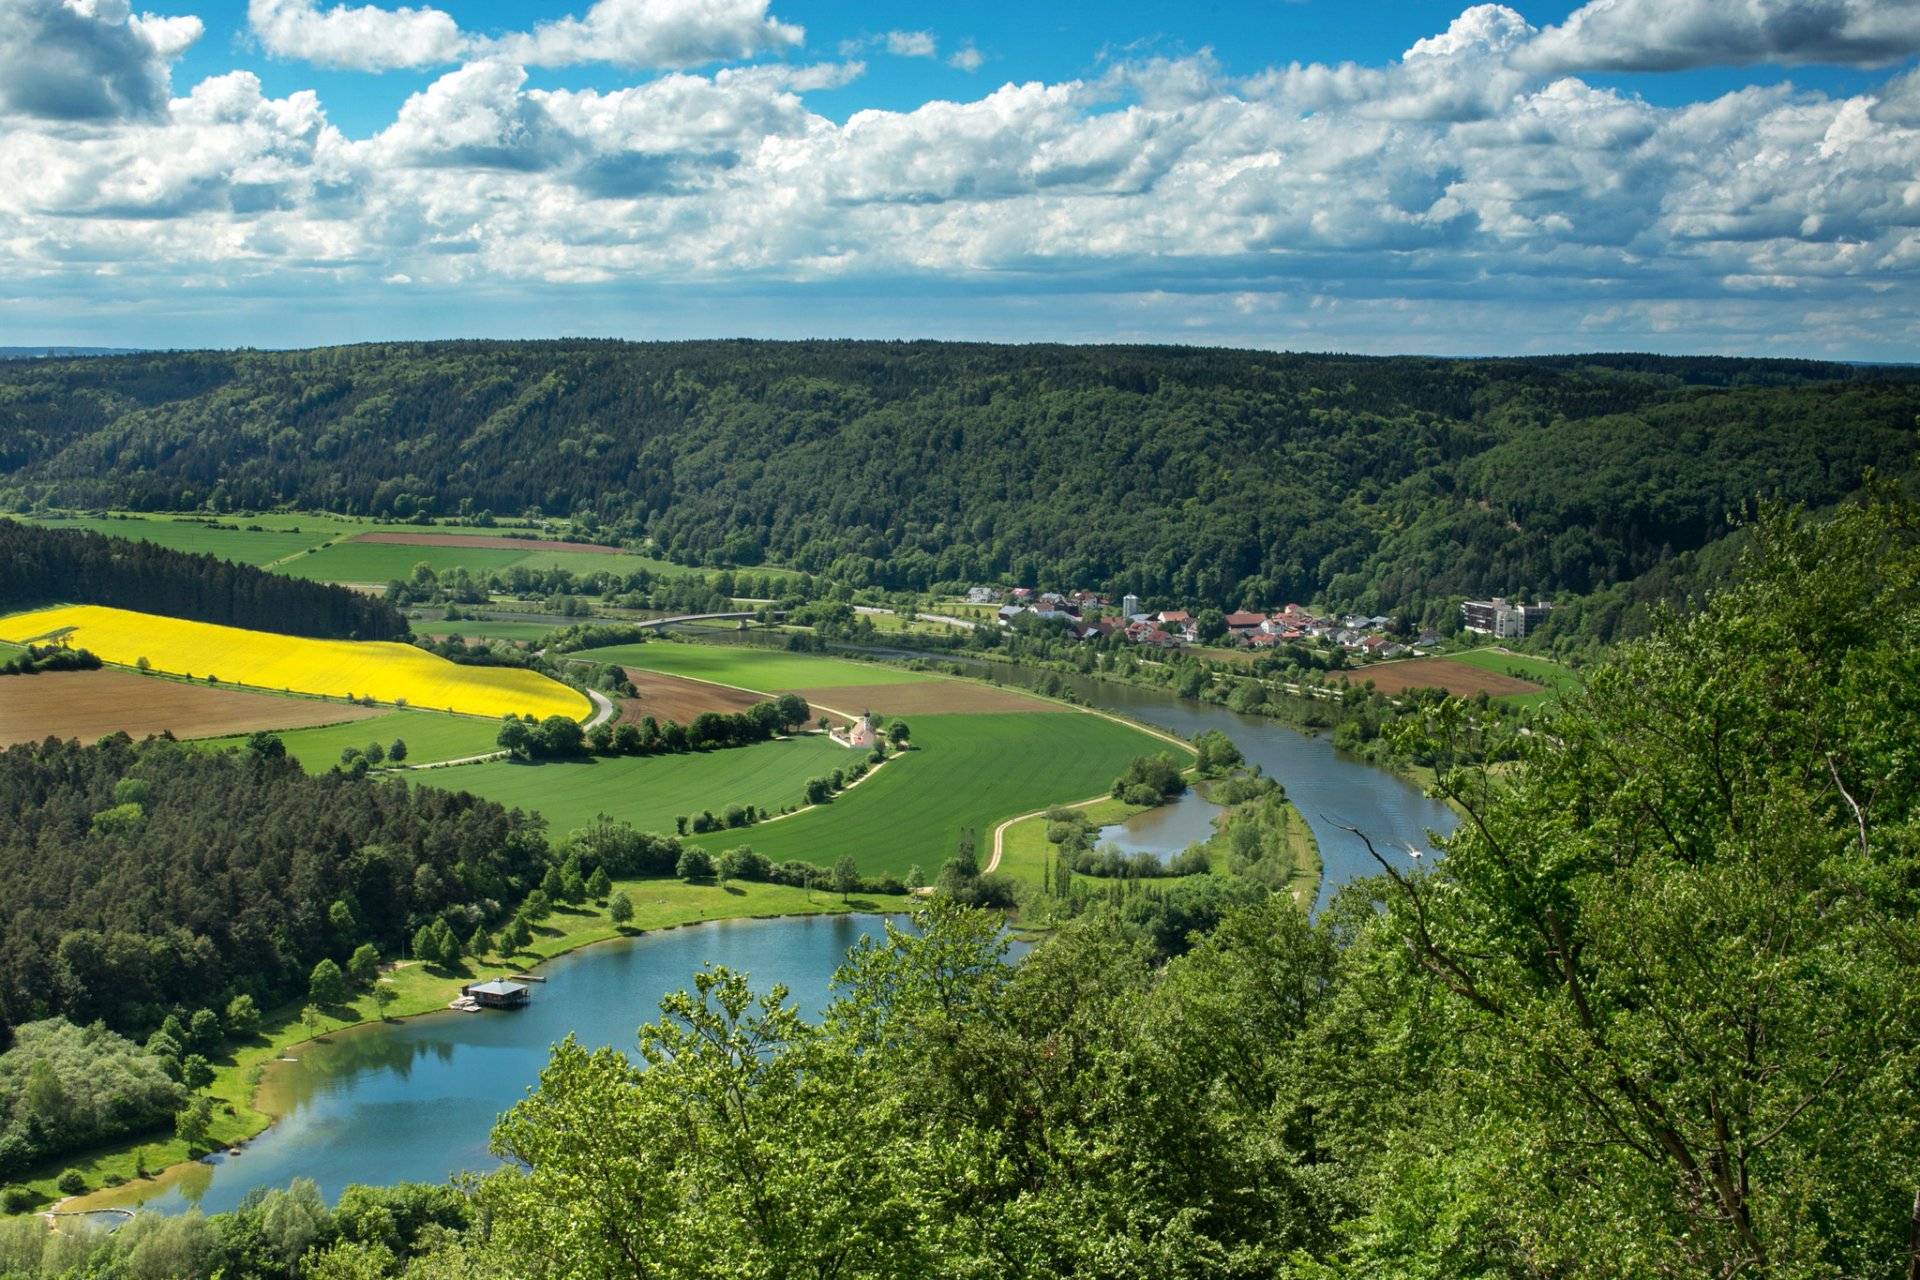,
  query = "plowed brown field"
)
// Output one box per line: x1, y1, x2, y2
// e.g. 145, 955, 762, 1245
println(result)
787, 680, 1063, 717
0, 669, 382, 745
350, 532, 624, 553
1336, 657, 1541, 699
617, 669, 767, 725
